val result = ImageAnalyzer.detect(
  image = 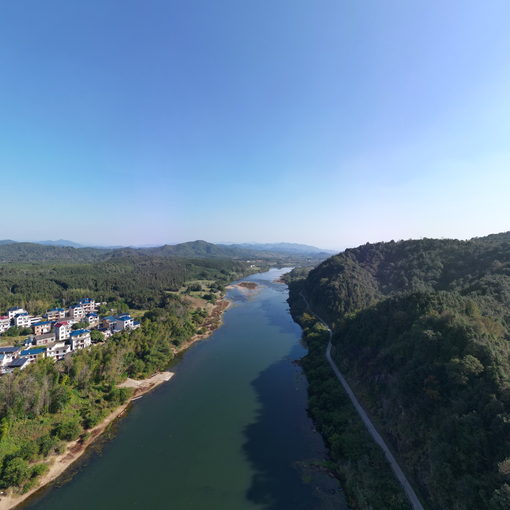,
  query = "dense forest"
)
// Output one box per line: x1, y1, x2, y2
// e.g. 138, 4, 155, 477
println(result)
0, 254, 250, 494
0, 256, 248, 312
289, 232, 510, 509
